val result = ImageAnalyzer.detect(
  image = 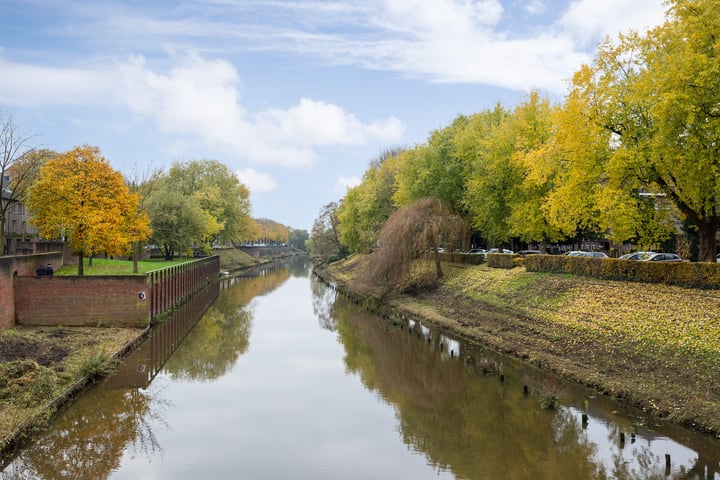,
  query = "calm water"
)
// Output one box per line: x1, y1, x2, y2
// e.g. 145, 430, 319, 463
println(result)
2, 257, 719, 479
